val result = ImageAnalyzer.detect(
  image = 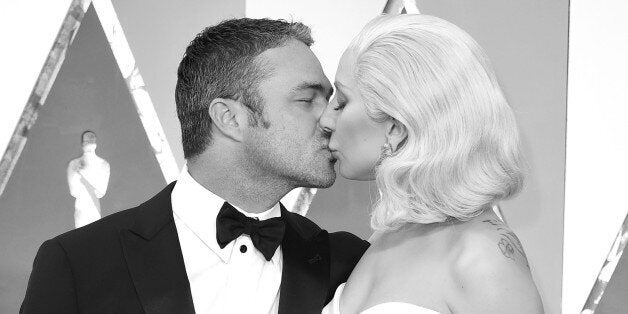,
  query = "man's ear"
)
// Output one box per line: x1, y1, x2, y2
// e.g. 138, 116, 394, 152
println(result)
385, 118, 408, 152
207, 98, 249, 142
